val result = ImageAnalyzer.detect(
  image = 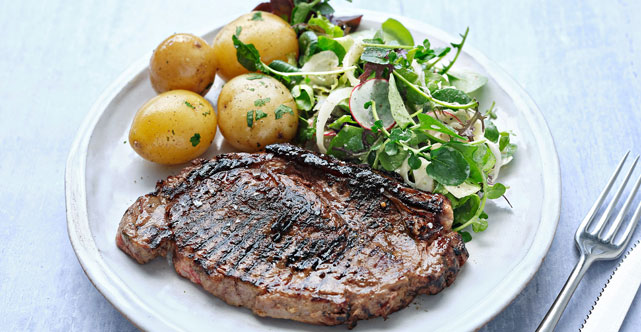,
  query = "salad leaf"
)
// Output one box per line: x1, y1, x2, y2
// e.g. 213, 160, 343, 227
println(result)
425, 146, 470, 186
447, 69, 488, 93
291, 84, 315, 111
388, 74, 414, 128
291, 0, 321, 24
486, 183, 506, 199
317, 36, 346, 64
446, 142, 484, 183
327, 125, 365, 159
308, 14, 344, 37
499, 132, 510, 151
381, 18, 414, 46
360, 47, 391, 65
431, 88, 472, 104
379, 144, 408, 171
408, 153, 422, 170
471, 218, 489, 233
233, 35, 266, 72
484, 120, 499, 143
453, 194, 480, 225
416, 113, 466, 140
328, 114, 357, 130
298, 31, 319, 65
459, 231, 472, 242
